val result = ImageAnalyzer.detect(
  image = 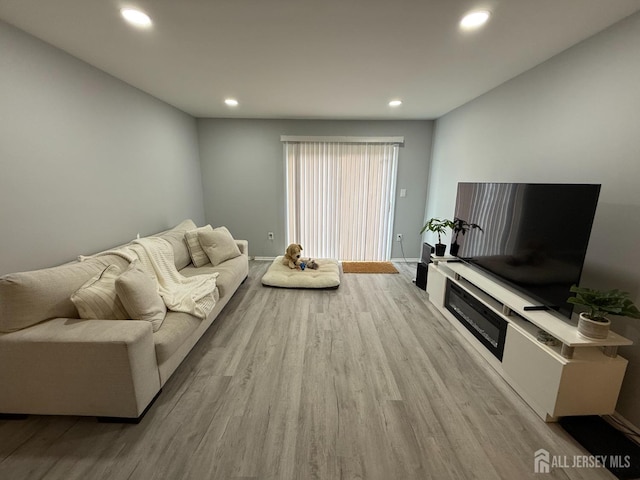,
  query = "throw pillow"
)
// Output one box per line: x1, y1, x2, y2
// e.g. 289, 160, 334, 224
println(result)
198, 226, 242, 267
115, 260, 167, 332
70, 264, 129, 320
185, 225, 214, 267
